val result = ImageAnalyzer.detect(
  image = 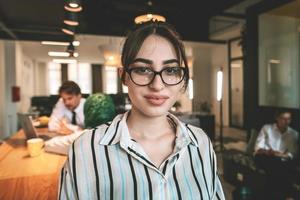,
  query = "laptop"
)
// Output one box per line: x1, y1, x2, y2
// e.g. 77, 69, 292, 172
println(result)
18, 113, 59, 140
